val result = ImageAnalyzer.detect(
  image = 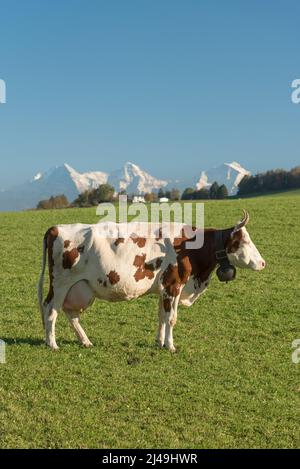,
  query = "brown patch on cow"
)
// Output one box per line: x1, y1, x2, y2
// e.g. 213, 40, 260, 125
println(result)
62, 248, 79, 269
130, 235, 146, 248
133, 253, 155, 282
64, 240, 71, 248
161, 227, 222, 296
143, 257, 163, 272
155, 227, 163, 241
161, 264, 183, 297
145, 262, 155, 272
157, 224, 238, 304
163, 298, 171, 312
44, 226, 59, 305
115, 237, 125, 246
227, 229, 243, 253
133, 253, 146, 268
171, 225, 236, 287
107, 270, 120, 285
